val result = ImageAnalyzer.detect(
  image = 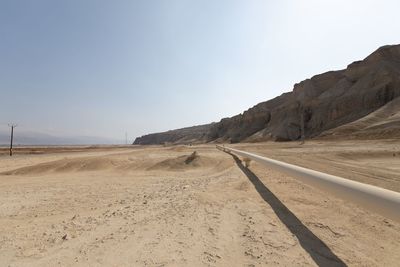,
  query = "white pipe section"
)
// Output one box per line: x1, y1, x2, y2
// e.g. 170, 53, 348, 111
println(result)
217, 145, 400, 222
